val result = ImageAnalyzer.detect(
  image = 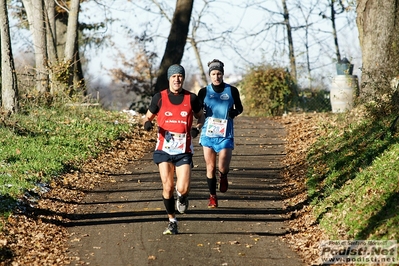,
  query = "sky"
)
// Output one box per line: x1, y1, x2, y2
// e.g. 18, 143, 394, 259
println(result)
9, 0, 361, 90
79, 0, 361, 89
